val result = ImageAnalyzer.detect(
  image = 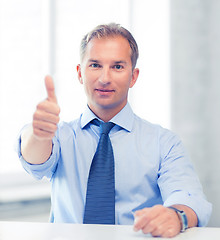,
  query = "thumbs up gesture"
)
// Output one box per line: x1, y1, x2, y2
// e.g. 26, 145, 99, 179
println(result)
32, 76, 60, 140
